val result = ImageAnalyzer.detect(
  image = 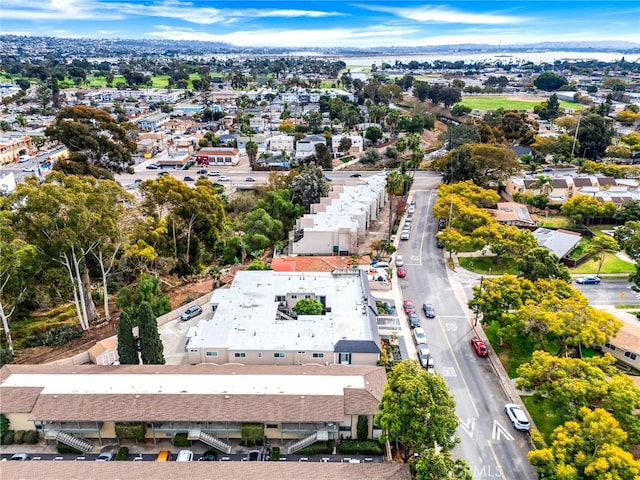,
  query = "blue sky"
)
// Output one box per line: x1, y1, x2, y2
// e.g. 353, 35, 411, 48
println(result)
2, 0, 639, 48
